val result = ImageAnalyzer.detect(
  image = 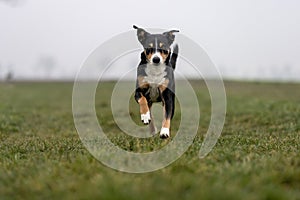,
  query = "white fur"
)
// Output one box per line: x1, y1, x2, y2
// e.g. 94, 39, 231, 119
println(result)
141, 111, 151, 124
160, 127, 170, 138
149, 37, 163, 64
144, 63, 167, 85
143, 63, 167, 101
